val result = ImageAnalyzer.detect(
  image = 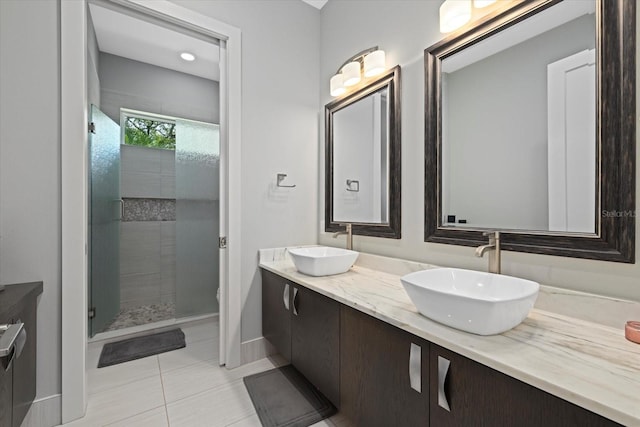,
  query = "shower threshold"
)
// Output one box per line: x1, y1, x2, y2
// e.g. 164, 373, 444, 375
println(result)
90, 311, 218, 343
